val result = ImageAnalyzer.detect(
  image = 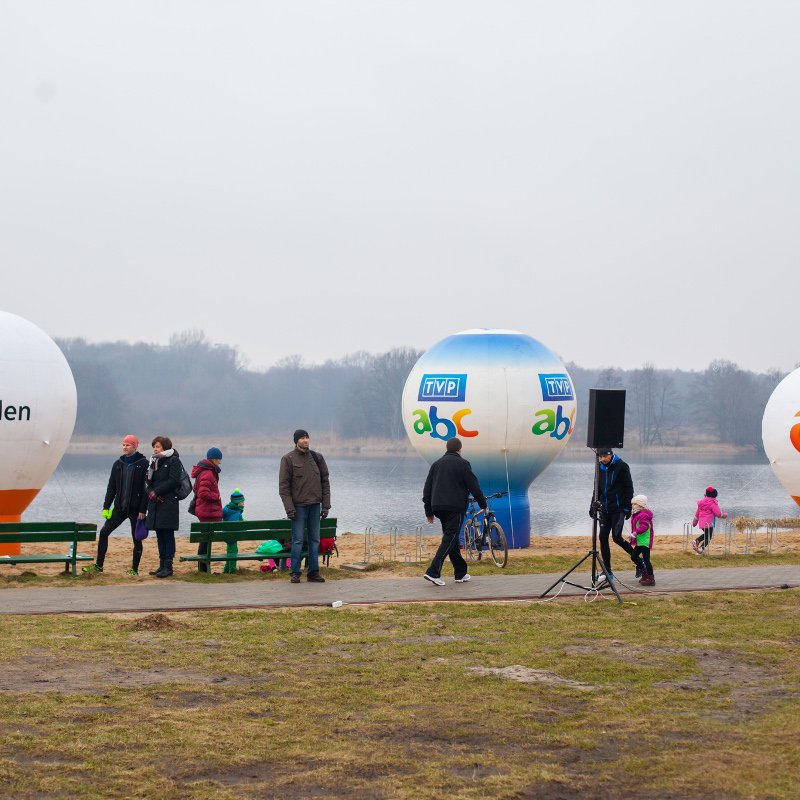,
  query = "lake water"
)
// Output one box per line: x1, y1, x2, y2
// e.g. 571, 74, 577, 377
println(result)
25, 452, 799, 541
